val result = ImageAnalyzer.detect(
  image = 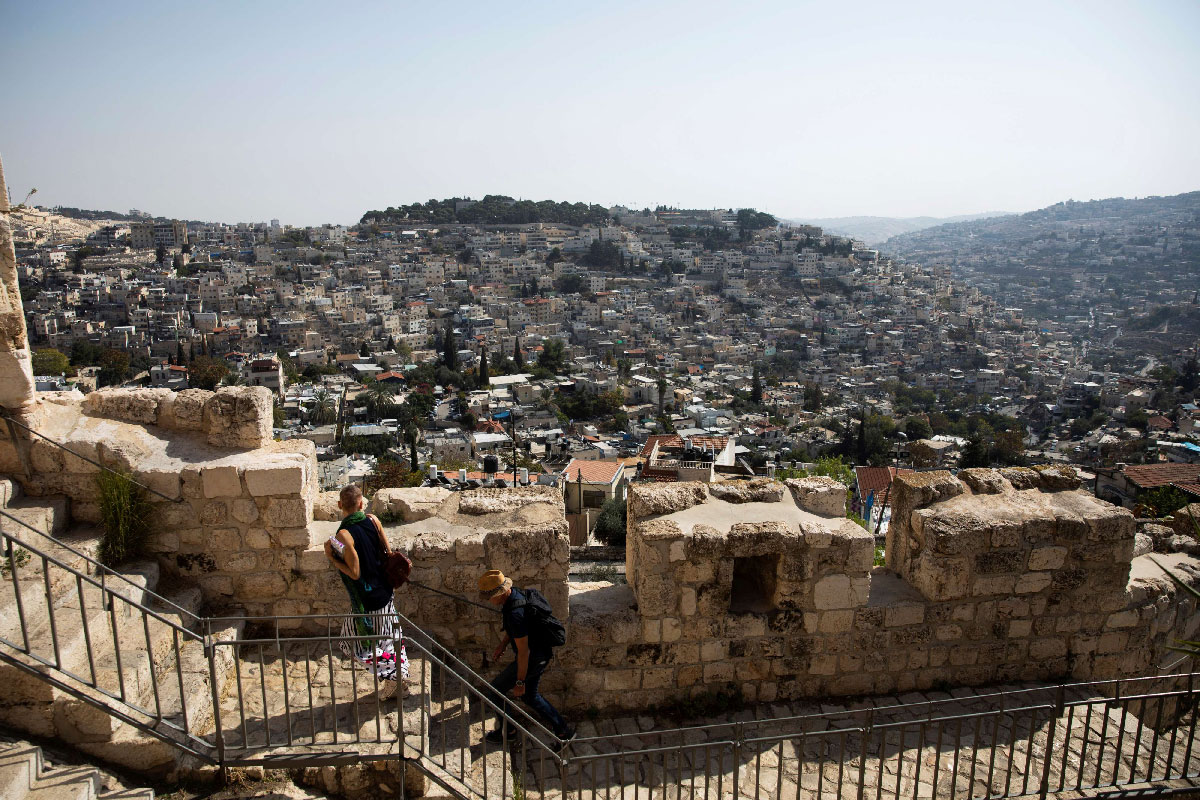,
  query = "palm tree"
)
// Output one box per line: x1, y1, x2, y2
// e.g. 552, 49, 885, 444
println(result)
222, 373, 246, 386
364, 381, 397, 420
310, 388, 336, 426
